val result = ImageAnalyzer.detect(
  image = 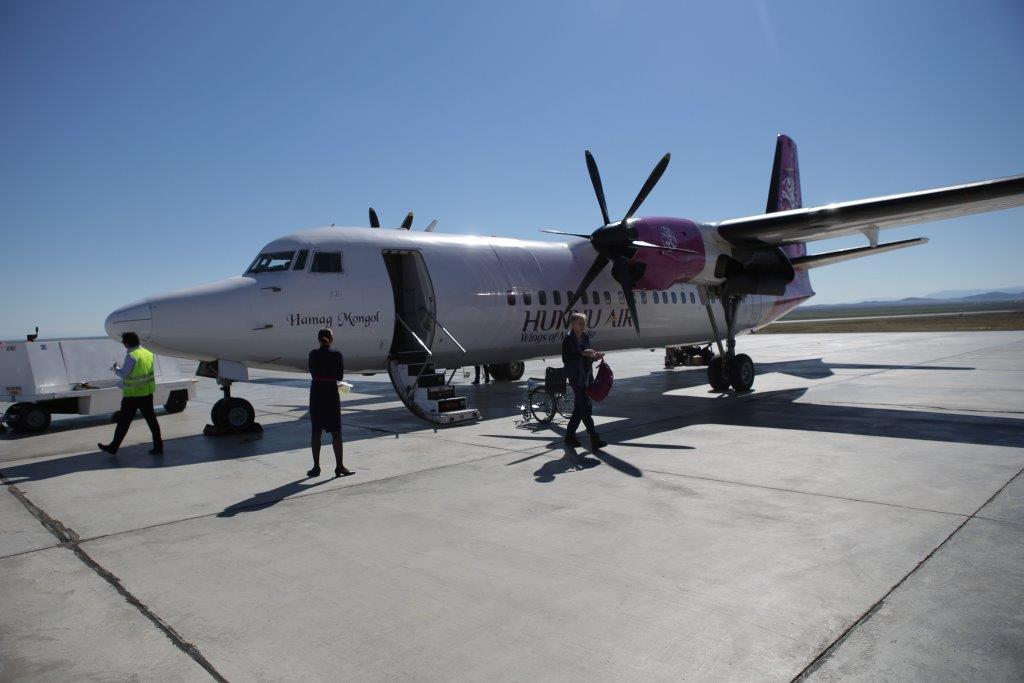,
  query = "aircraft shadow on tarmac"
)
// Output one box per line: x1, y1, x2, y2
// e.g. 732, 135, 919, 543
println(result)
3, 357, 1021, 489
